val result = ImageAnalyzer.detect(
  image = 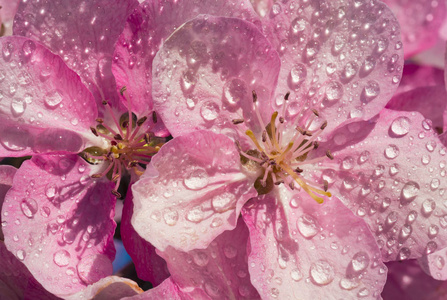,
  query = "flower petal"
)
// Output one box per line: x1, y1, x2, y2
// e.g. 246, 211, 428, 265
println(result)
157, 217, 260, 299
14, 0, 139, 108
394, 64, 444, 95
319, 109, 447, 261
265, 0, 403, 134
121, 186, 169, 286
0, 241, 61, 300
0, 36, 97, 157
113, 0, 260, 117
122, 277, 182, 300
382, 0, 446, 58
418, 248, 447, 280
132, 130, 257, 252
242, 191, 387, 299
0, 164, 16, 240
382, 260, 447, 300
2, 155, 116, 296
152, 15, 280, 137
66, 276, 142, 300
